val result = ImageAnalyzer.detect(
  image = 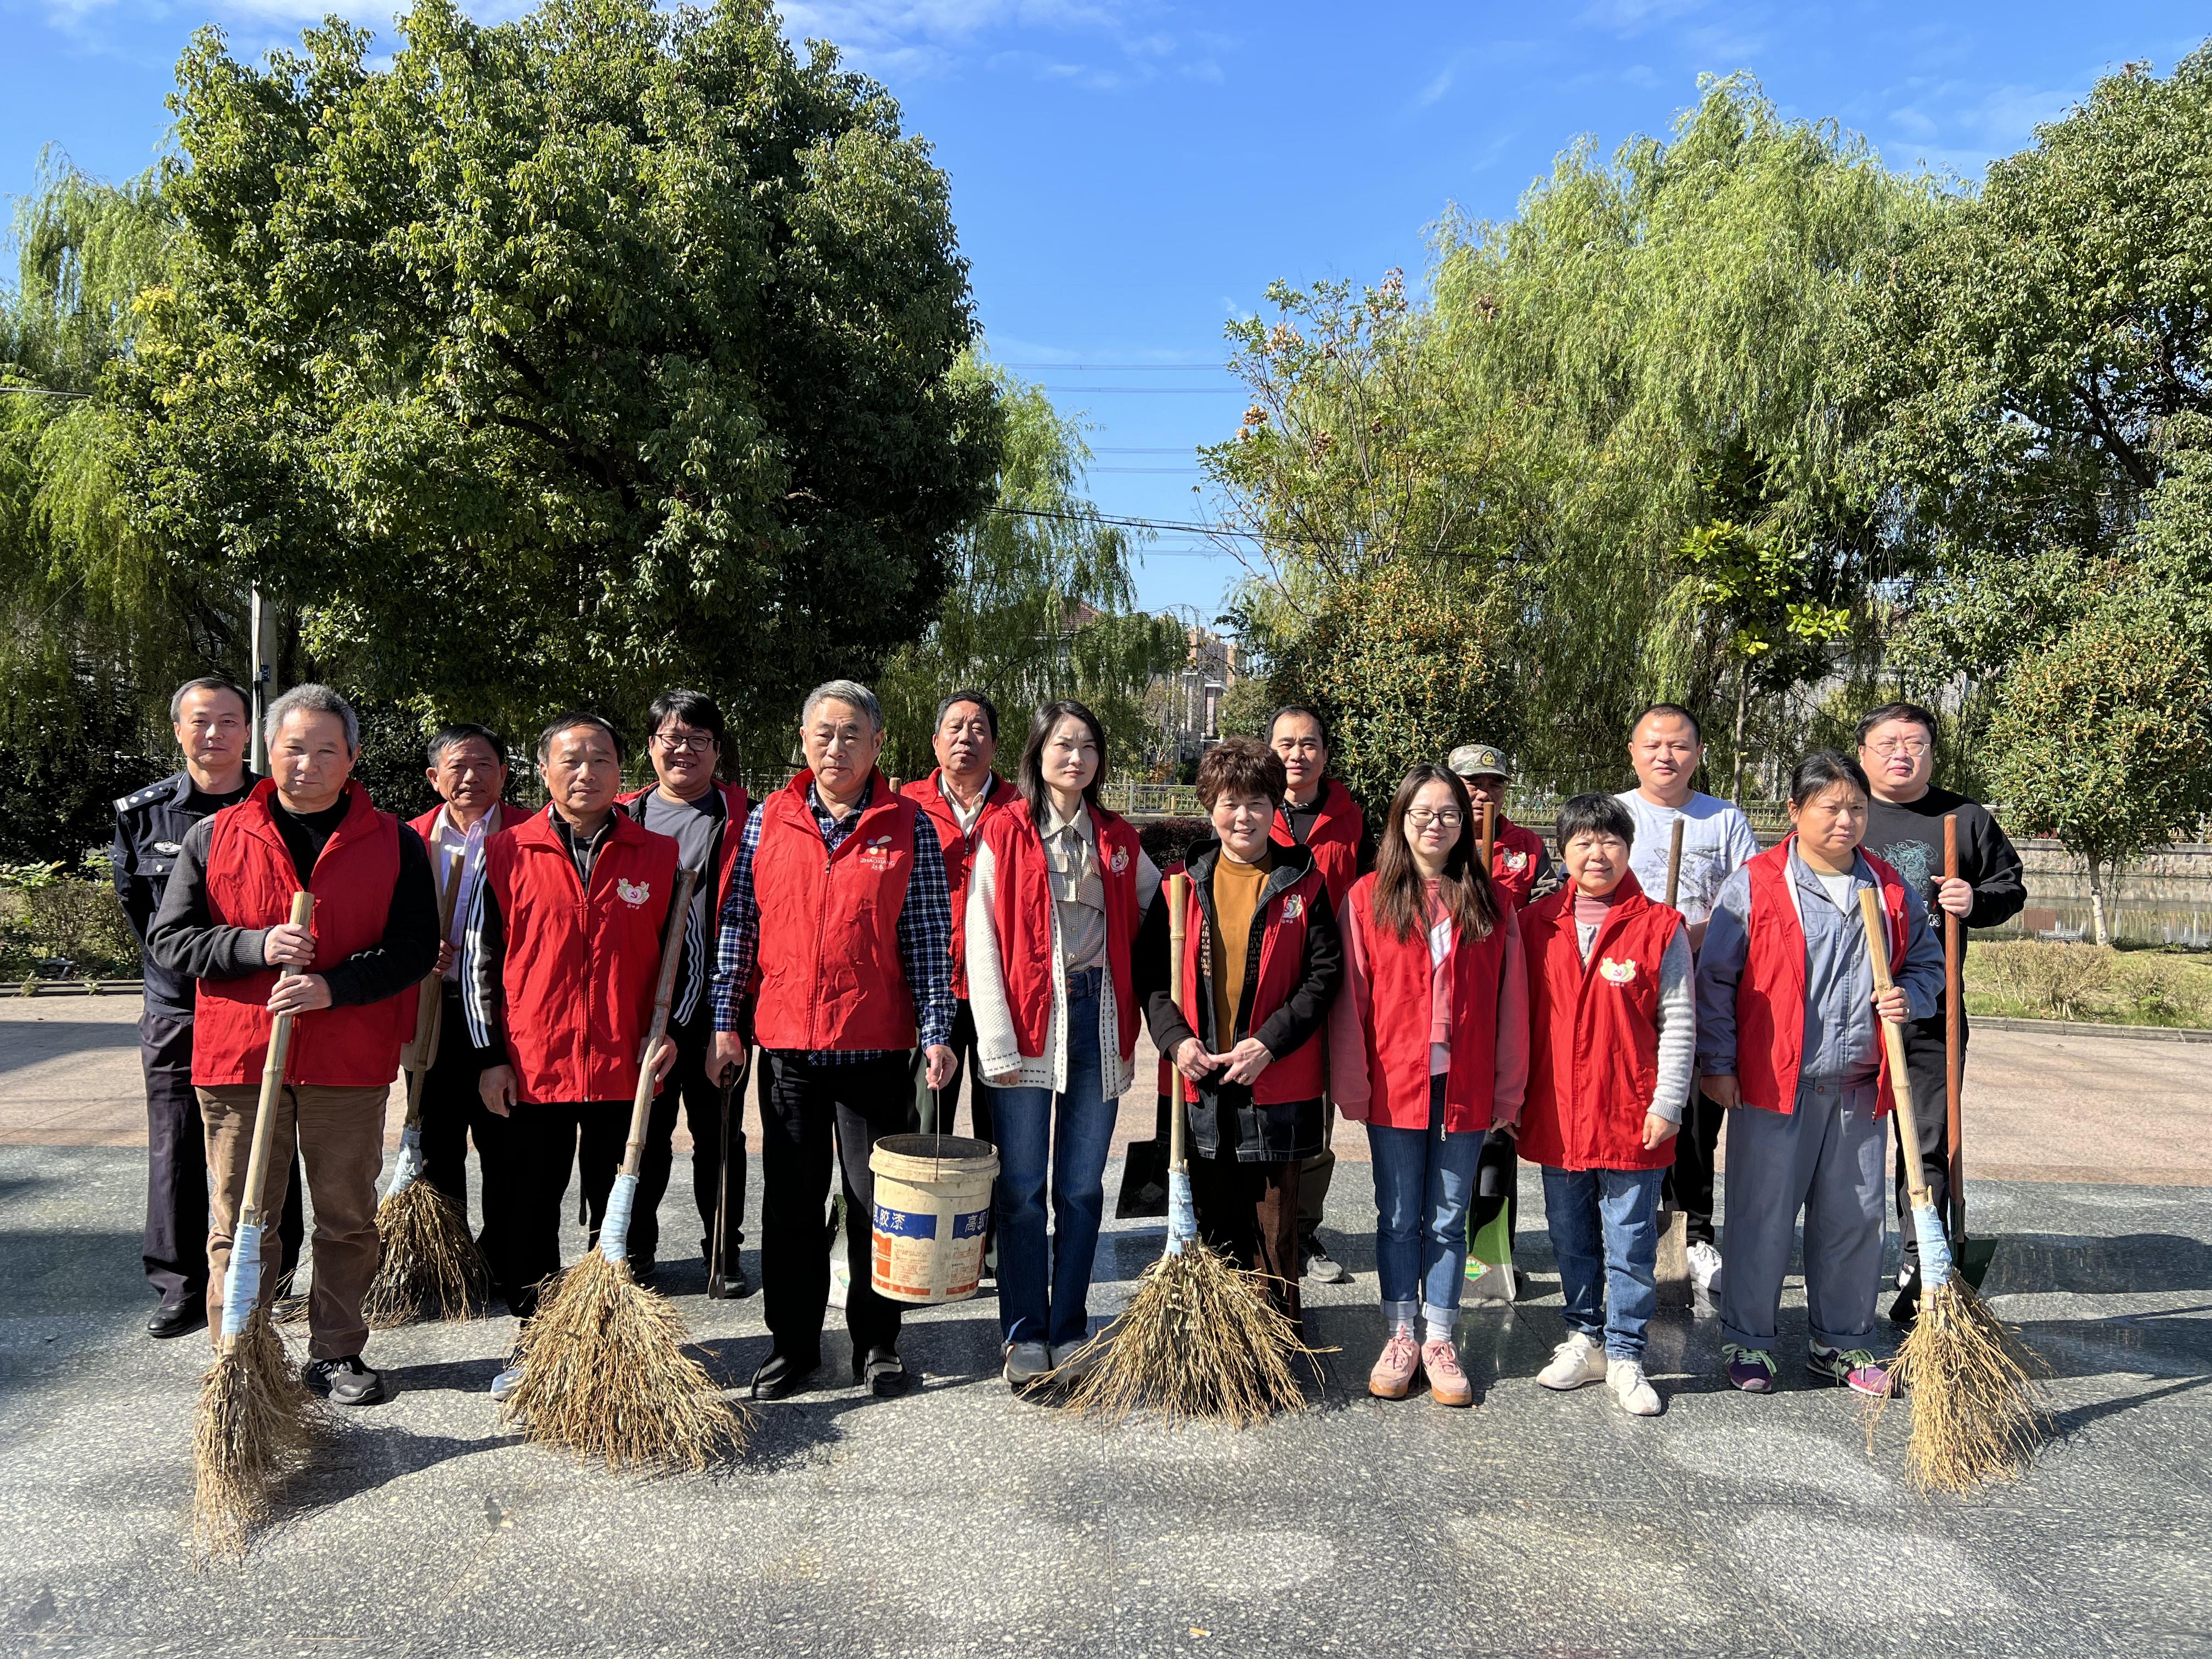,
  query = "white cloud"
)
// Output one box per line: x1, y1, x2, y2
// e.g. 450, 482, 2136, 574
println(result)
778, 0, 1183, 86
1576, 0, 1711, 38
